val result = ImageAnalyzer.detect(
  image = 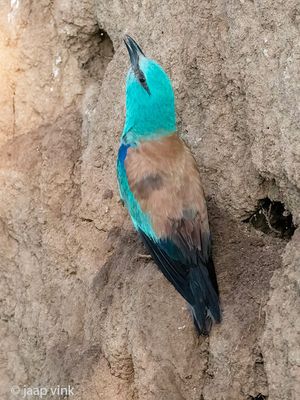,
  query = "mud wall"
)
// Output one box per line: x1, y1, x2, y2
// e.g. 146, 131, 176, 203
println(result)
0, 1, 299, 399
